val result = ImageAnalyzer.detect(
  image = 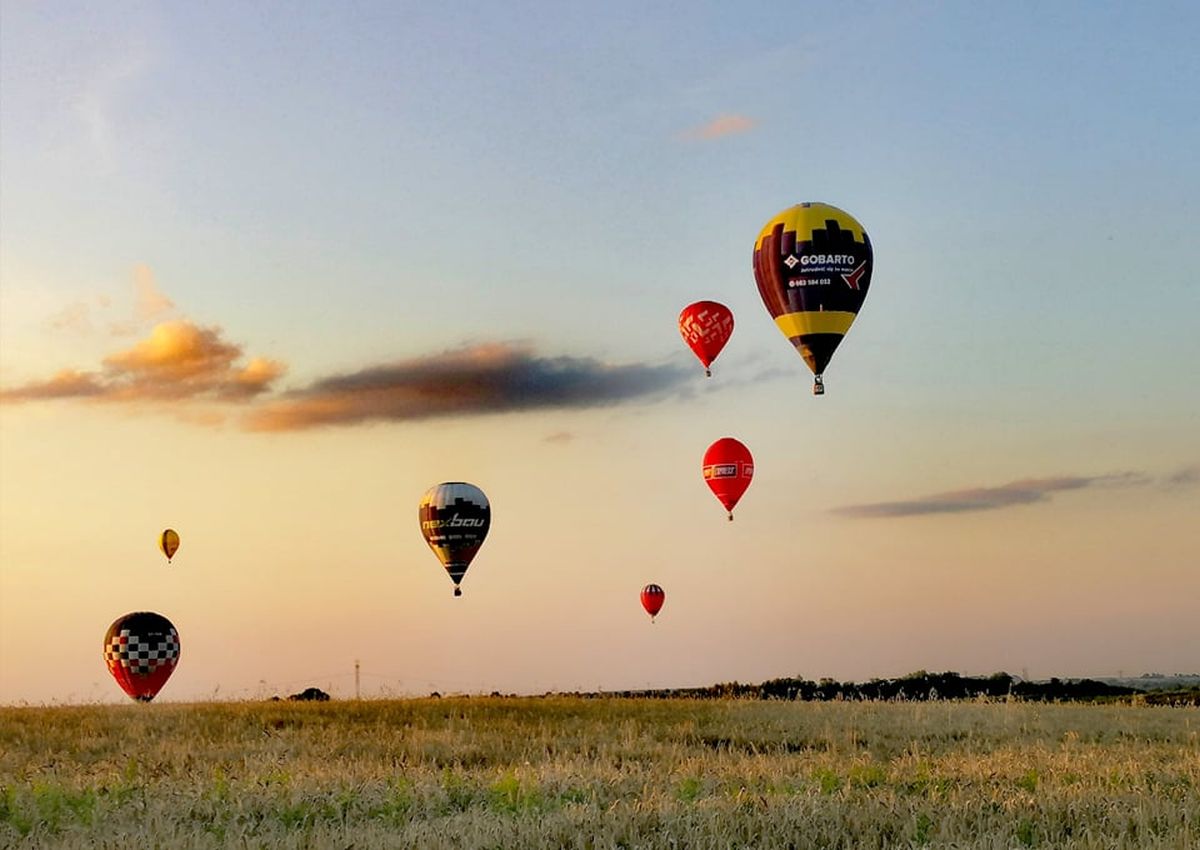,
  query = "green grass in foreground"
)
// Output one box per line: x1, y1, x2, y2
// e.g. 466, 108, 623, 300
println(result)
1, 698, 1197, 848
